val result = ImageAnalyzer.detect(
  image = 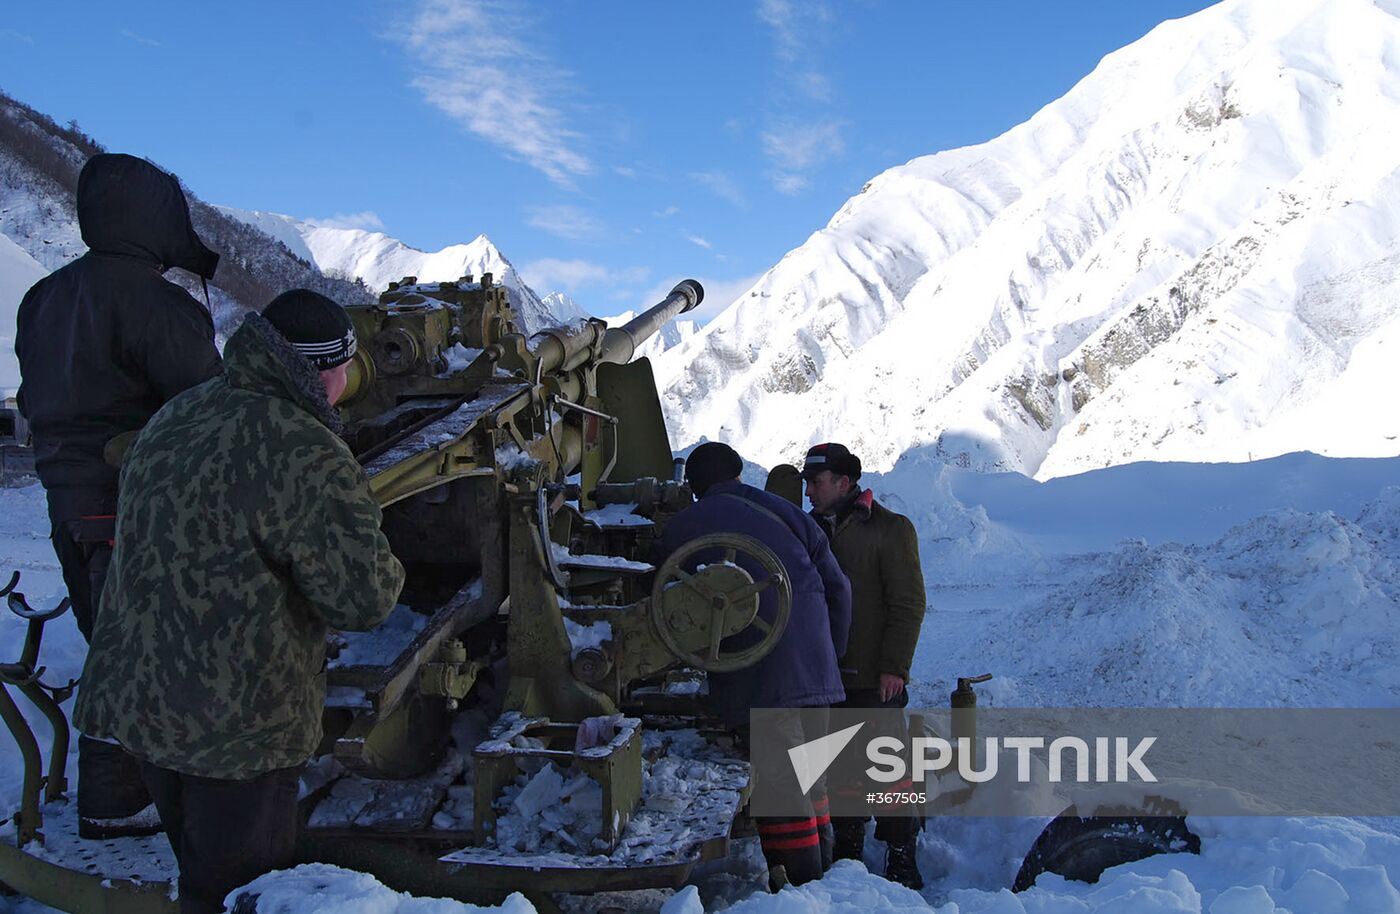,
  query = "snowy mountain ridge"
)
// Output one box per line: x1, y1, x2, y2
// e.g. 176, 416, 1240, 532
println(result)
216, 207, 702, 350
657, 0, 1400, 479
215, 207, 579, 334
0, 90, 373, 340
